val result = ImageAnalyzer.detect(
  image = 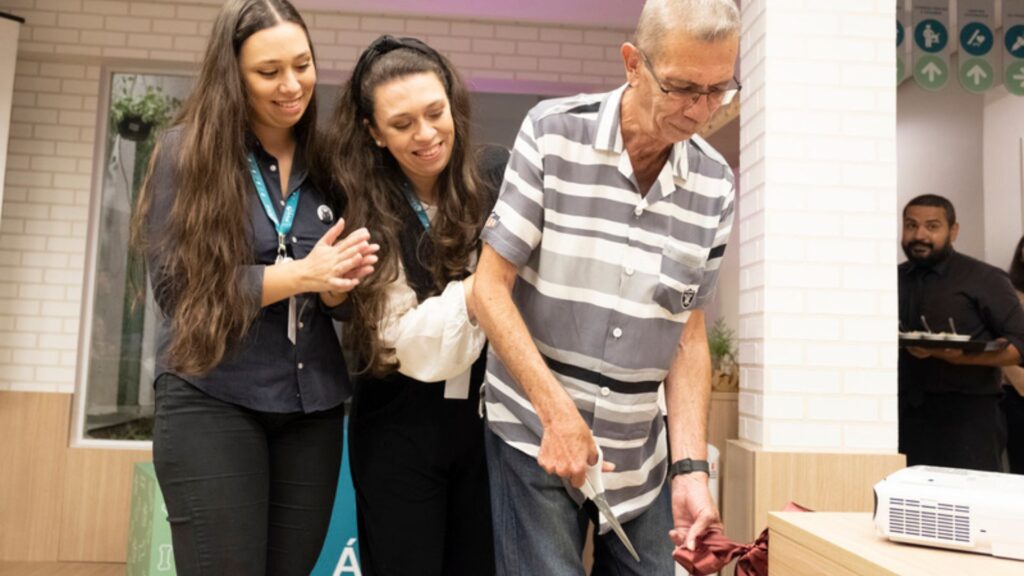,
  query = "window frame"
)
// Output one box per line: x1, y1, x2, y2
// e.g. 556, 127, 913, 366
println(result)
71, 63, 193, 449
